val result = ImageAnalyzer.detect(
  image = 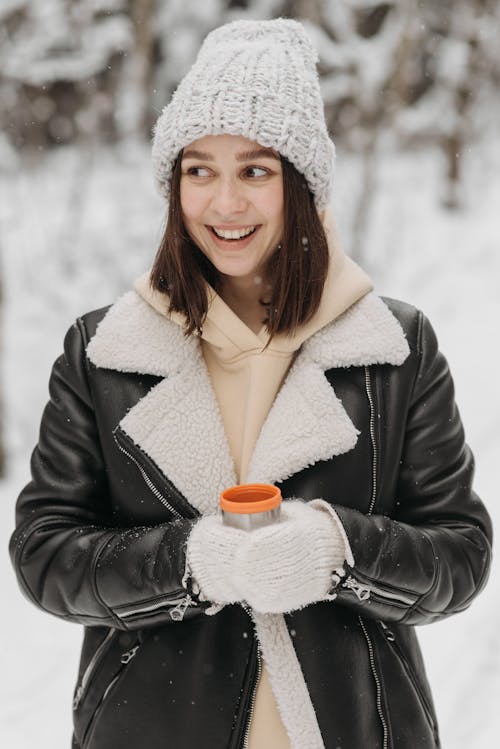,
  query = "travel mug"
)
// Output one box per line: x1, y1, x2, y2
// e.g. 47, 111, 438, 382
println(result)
220, 483, 282, 530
